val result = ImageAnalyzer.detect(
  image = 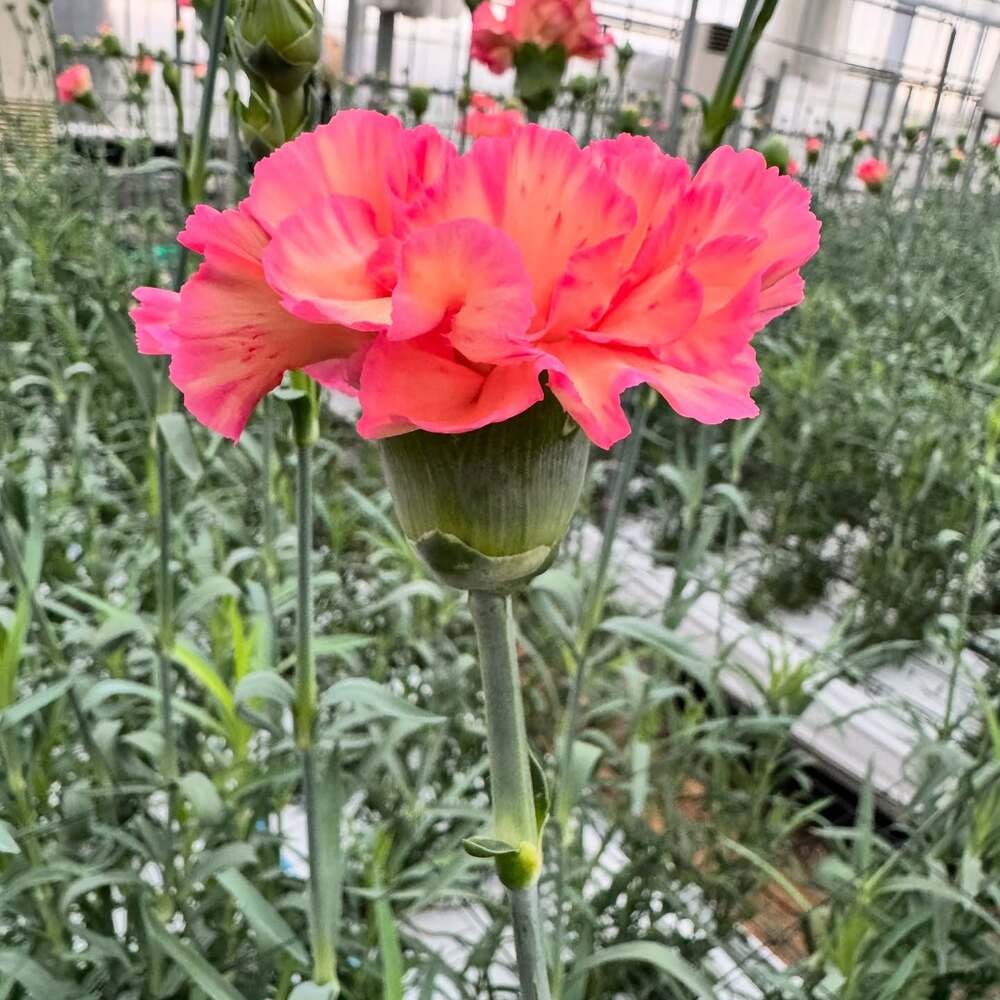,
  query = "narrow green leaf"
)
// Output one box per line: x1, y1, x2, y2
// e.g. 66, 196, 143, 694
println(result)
319, 678, 444, 724
0, 678, 73, 733
556, 740, 602, 833
462, 836, 518, 859
719, 836, 811, 910
192, 842, 258, 882
60, 869, 141, 913
528, 749, 549, 834
141, 900, 248, 1000
80, 679, 225, 736
374, 892, 404, 1000
171, 642, 234, 717
569, 942, 715, 999
0, 820, 19, 855
0, 951, 74, 999
879, 876, 1000, 934
233, 672, 294, 710
288, 983, 337, 1000
216, 868, 309, 967
175, 575, 241, 624
157, 412, 204, 482
178, 771, 225, 824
